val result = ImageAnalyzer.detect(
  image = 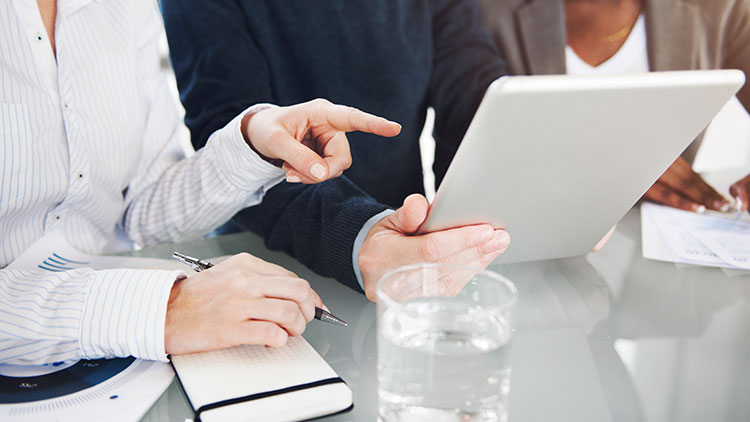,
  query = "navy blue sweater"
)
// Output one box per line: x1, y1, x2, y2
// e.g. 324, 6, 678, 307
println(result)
162, 0, 506, 290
